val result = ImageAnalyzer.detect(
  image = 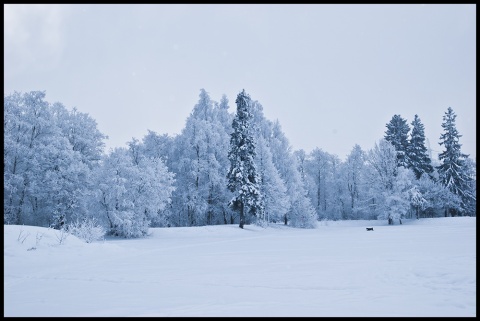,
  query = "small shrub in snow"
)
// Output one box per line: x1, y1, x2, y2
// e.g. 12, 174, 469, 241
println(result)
27, 232, 44, 251
67, 217, 105, 243
17, 228, 30, 244
54, 227, 70, 245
